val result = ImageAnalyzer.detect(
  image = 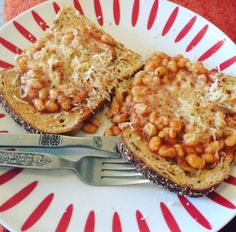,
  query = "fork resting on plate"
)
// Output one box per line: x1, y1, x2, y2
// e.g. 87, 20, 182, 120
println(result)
0, 150, 149, 186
